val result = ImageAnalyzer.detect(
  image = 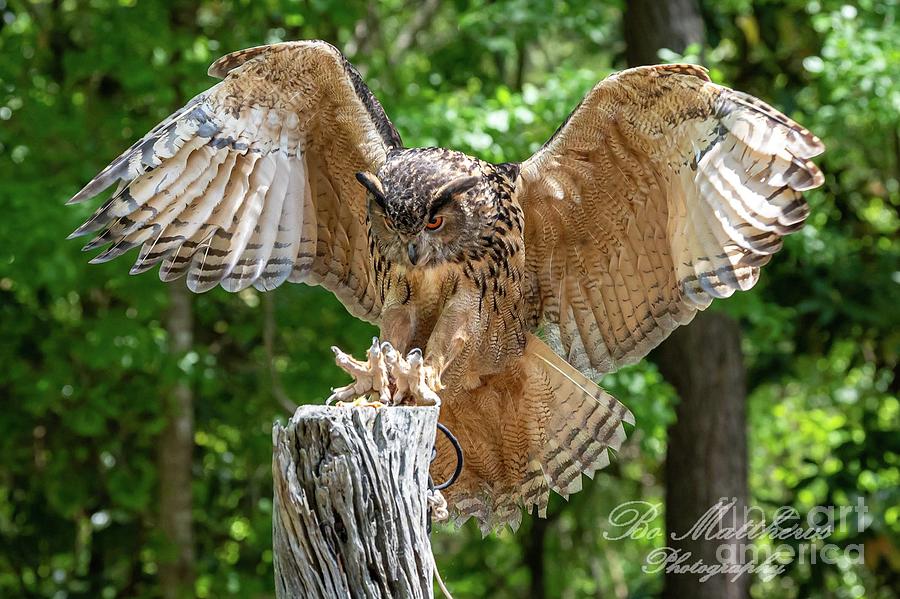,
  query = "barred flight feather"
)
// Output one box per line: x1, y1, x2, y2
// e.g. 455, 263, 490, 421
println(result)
67, 41, 399, 324
519, 63, 824, 376
435, 335, 632, 534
